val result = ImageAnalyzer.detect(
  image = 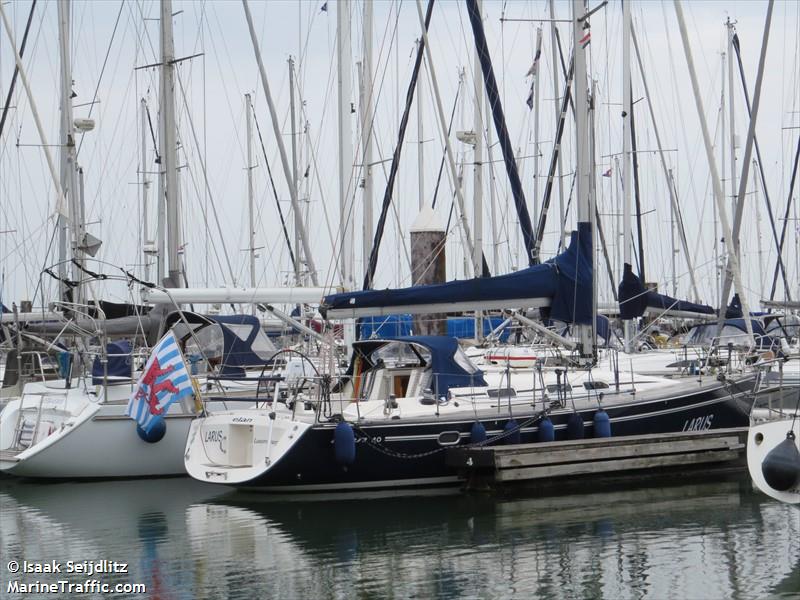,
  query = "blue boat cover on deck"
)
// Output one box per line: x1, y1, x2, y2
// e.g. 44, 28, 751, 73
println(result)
618, 263, 714, 319
353, 335, 487, 397
325, 222, 593, 324
213, 314, 271, 376
92, 340, 133, 384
